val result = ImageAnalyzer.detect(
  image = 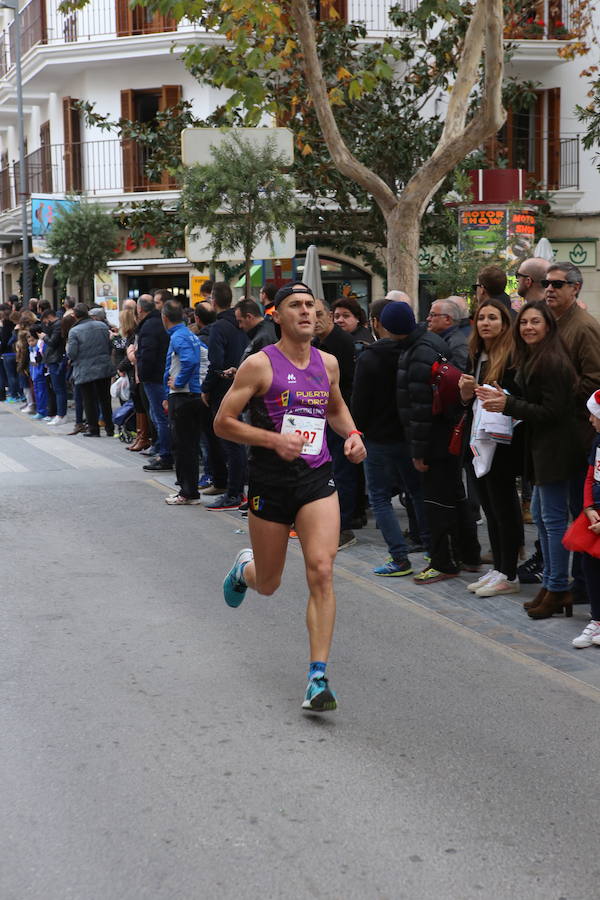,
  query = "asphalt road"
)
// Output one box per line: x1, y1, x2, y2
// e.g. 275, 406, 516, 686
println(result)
1, 405, 599, 900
